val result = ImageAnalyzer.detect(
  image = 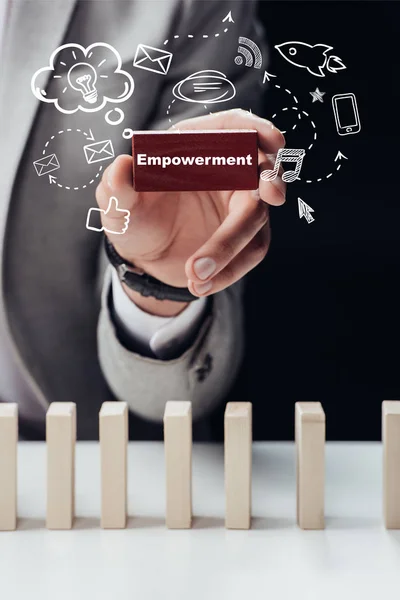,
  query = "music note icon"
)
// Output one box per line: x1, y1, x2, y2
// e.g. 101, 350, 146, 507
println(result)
260, 148, 305, 183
